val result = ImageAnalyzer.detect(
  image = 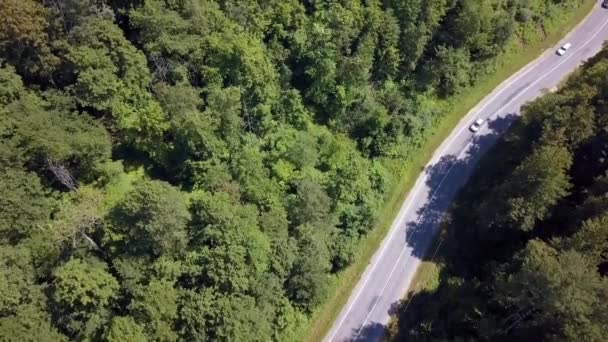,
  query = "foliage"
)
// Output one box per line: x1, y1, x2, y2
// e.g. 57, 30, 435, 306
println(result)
104, 179, 190, 257
0, 0, 591, 340
0, 169, 54, 244
52, 257, 119, 339
104, 316, 147, 342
